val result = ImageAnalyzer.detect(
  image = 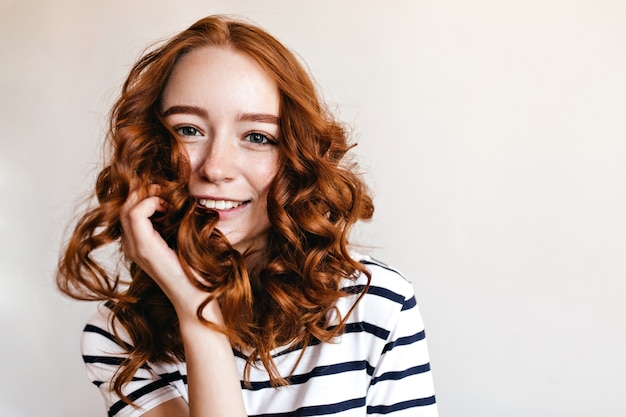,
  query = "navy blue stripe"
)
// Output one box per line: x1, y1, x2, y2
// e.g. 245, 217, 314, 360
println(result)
233, 348, 249, 360
367, 396, 436, 414
342, 284, 407, 307
367, 286, 405, 304
160, 370, 187, 385
345, 321, 390, 340
250, 397, 365, 417
92, 375, 150, 388
83, 355, 127, 366
360, 259, 404, 277
108, 379, 172, 417
402, 295, 416, 311
233, 340, 318, 361
342, 284, 367, 295
370, 363, 431, 385
106, 372, 186, 416
234, 319, 391, 365
83, 355, 153, 372
83, 324, 134, 350
382, 330, 425, 354
245, 360, 368, 391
